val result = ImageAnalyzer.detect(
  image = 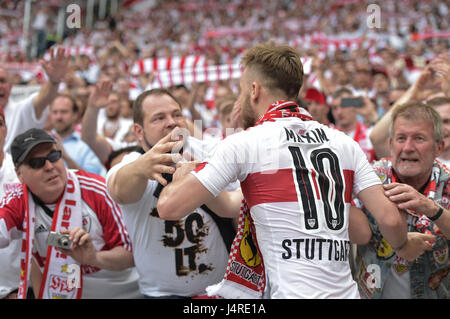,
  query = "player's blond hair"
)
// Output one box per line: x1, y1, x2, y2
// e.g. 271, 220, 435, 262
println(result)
241, 42, 304, 100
